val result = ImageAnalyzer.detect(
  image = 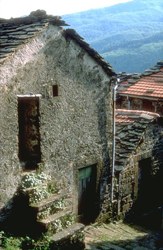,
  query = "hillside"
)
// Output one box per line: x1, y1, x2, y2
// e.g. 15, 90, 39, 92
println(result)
63, 0, 163, 73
